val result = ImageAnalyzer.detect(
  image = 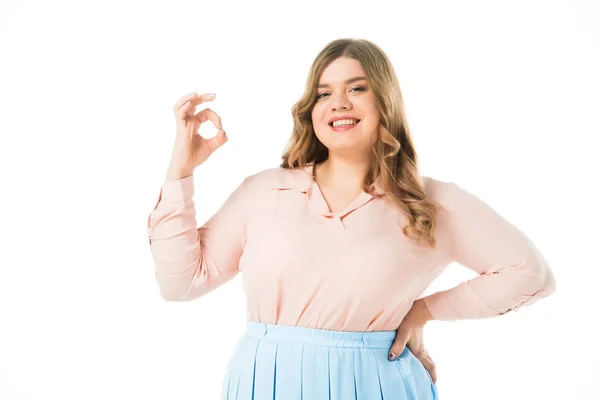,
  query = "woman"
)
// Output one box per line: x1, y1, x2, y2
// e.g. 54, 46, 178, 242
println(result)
147, 38, 556, 399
